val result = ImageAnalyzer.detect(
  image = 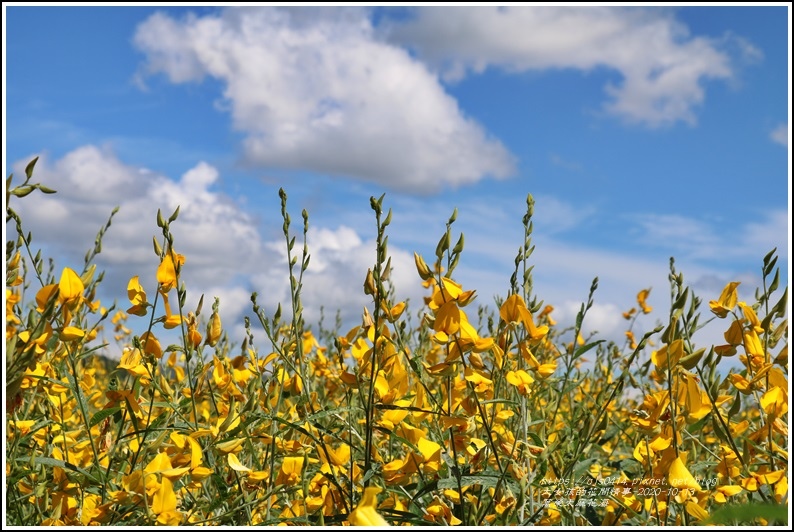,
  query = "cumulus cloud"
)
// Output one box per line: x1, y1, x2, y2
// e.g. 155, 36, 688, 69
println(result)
133, 7, 515, 194
385, 6, 735, 127
770, 123, 788, 147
